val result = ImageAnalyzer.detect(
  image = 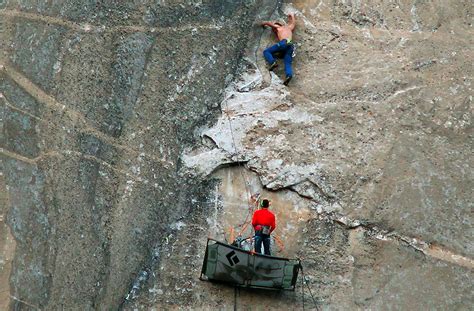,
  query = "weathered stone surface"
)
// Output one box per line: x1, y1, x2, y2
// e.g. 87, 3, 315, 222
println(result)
1, 0, 472, 310
175, 0, 472, 309
2, 158, 52, 308
10, 21, 66, 92
0, 172, 16, 311
351, 241, 473, 310
185, 0, 473, 257
1, 0, 271, 309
